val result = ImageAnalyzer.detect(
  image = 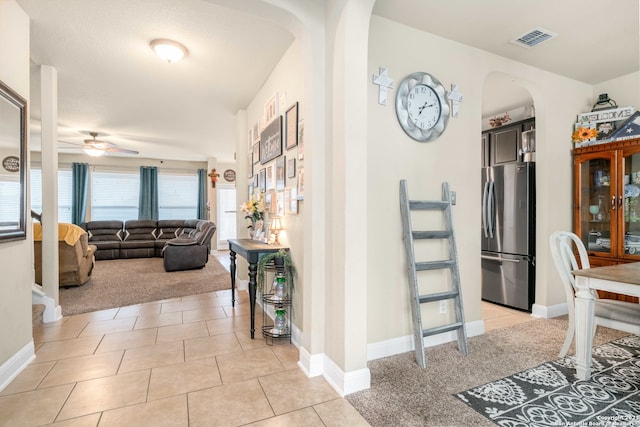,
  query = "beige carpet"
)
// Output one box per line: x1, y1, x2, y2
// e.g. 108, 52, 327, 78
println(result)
346, 318, 628, 427
59, 256, 231, 316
